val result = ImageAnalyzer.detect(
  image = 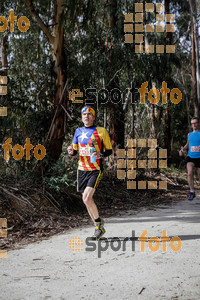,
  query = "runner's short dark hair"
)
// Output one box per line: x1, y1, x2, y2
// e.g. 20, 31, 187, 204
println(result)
191, 117, 199, 122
